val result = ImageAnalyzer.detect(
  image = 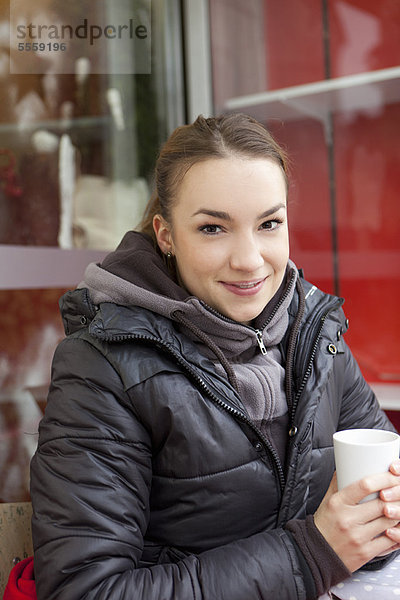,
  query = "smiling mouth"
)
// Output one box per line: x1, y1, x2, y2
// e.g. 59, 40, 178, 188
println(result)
227, 278, 266, 288
220, 277, 267, 296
